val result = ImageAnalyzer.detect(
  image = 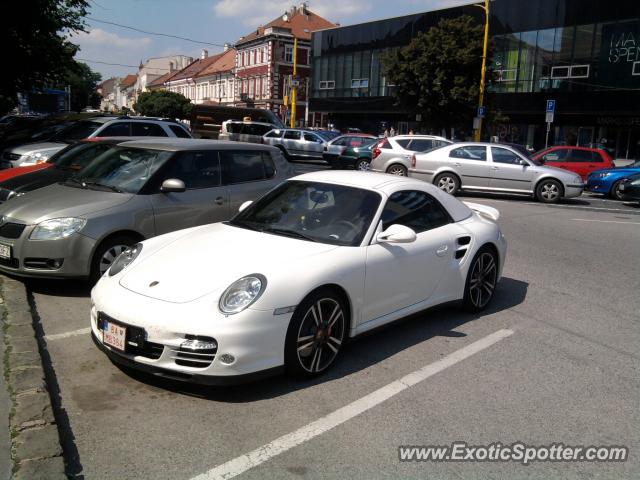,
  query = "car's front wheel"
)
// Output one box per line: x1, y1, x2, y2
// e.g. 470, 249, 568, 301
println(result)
610, 179, 625, 200
285, 289, 347, 377
462, 246, 498, 312
535, 179, 563, 203
386, 164, 407, 176
355, 158, 371, 171
434, 172, 460, 195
